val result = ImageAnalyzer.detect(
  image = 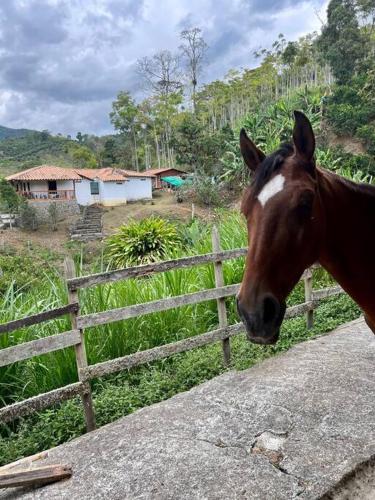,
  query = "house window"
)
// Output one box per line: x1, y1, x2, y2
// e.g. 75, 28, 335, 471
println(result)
90, 181, 99, 195
48, 180, 57, 191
